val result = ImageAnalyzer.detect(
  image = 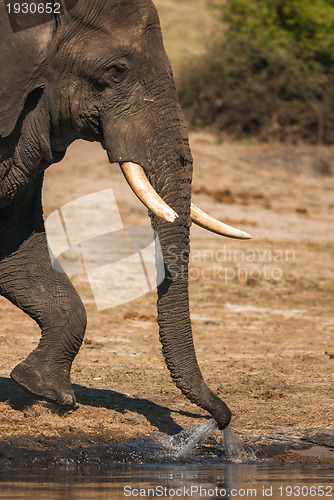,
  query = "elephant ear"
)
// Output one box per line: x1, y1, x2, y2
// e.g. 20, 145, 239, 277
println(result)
0, 6, 53, 138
